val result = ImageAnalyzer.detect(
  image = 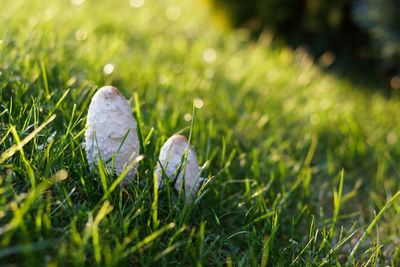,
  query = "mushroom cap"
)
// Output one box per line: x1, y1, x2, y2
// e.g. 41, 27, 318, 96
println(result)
155, 135, 201, 200
85, 86, 140, 178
